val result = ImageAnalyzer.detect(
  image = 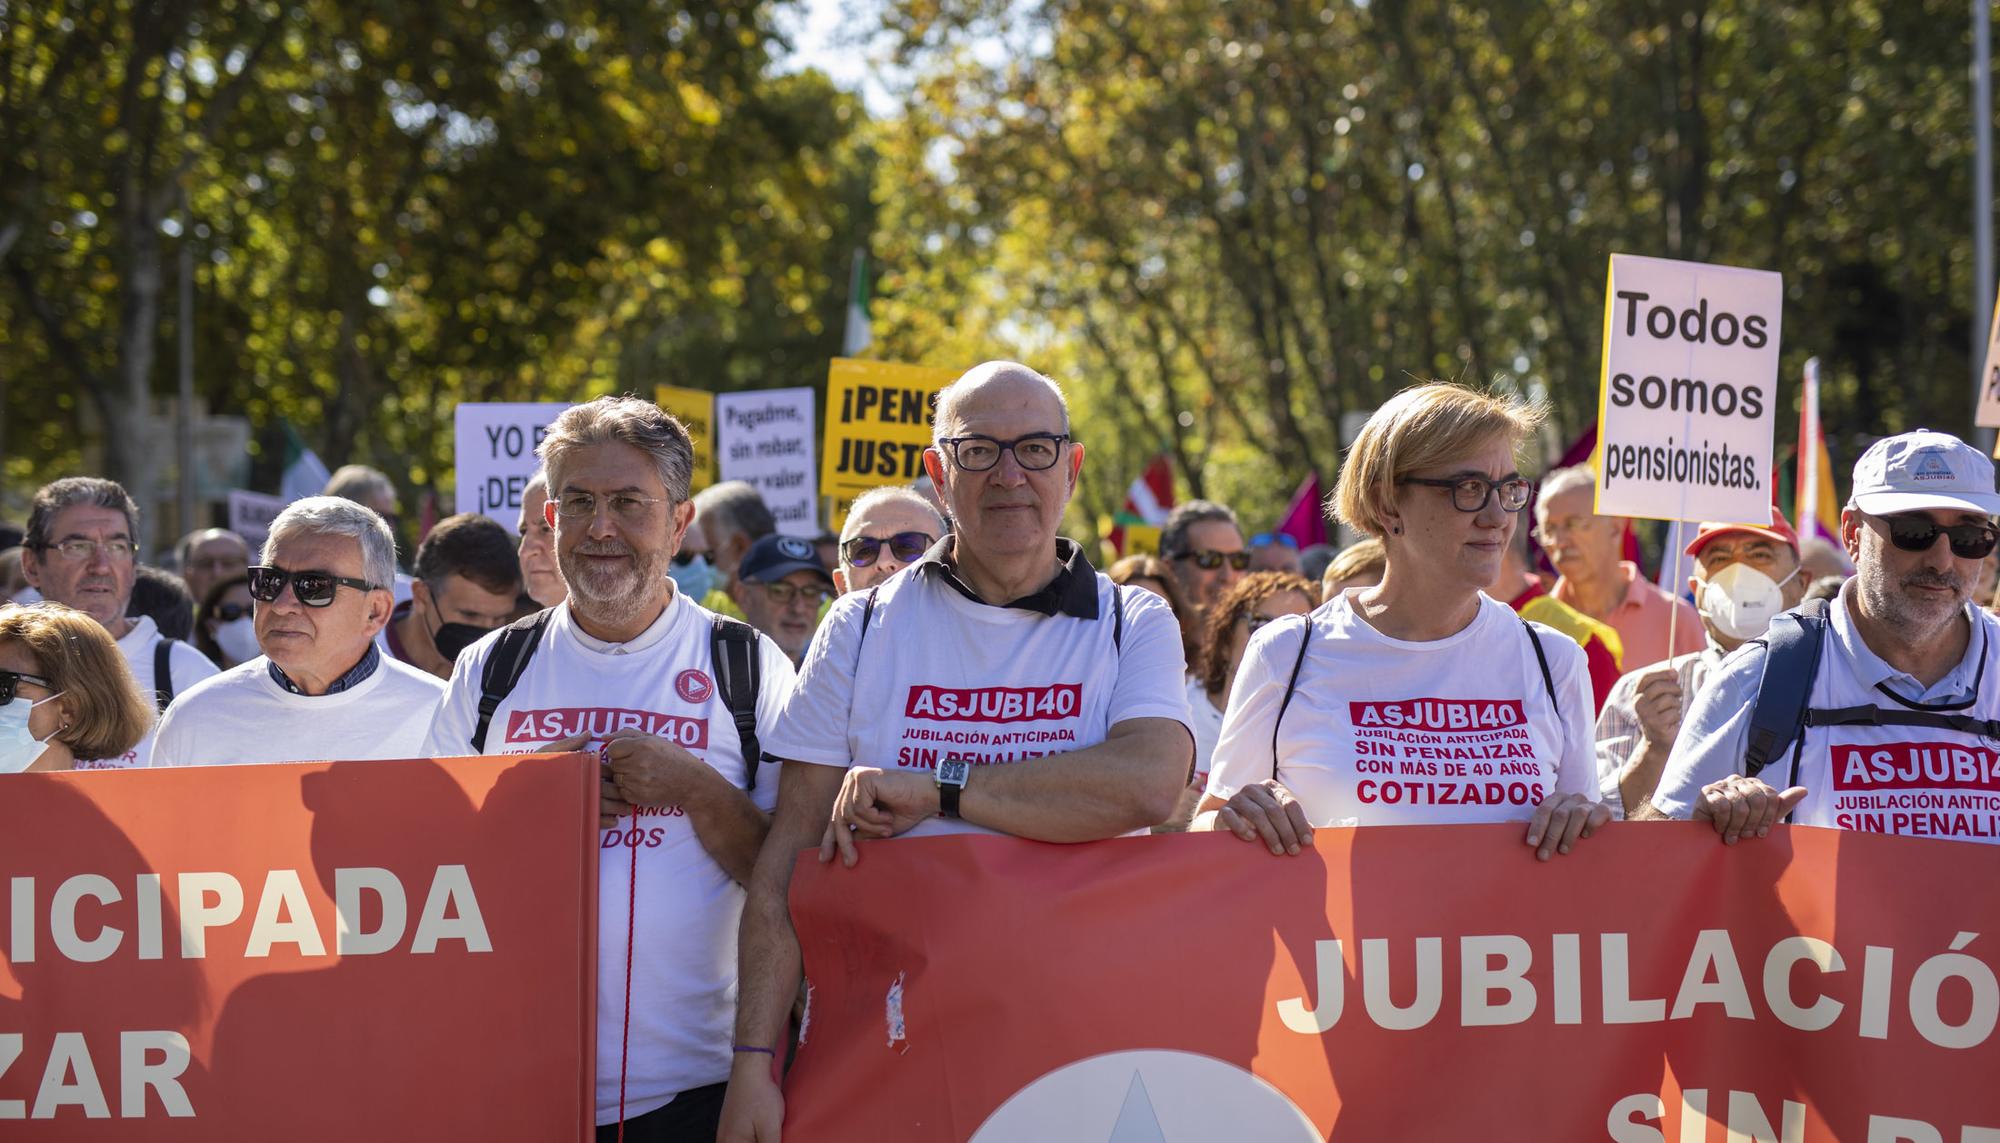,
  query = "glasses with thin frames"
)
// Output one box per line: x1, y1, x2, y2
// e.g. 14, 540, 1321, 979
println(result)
842, 531, 935, 568
1400, 474, 1534, 513
762, 581, 831, 607
938, 433, 1070, 472
1173, 549, 1251, 572
554, 491, 668, 522
0, 669, 54, 705
246, 565, 381, 608
1864, 512, 2000, 561
40, 538, 137, 562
